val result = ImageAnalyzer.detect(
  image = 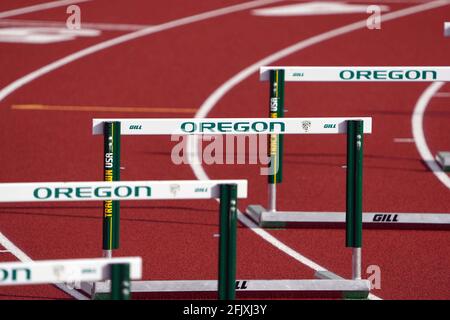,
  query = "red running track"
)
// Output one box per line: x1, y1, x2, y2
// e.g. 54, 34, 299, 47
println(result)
0, 0, 449, 300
